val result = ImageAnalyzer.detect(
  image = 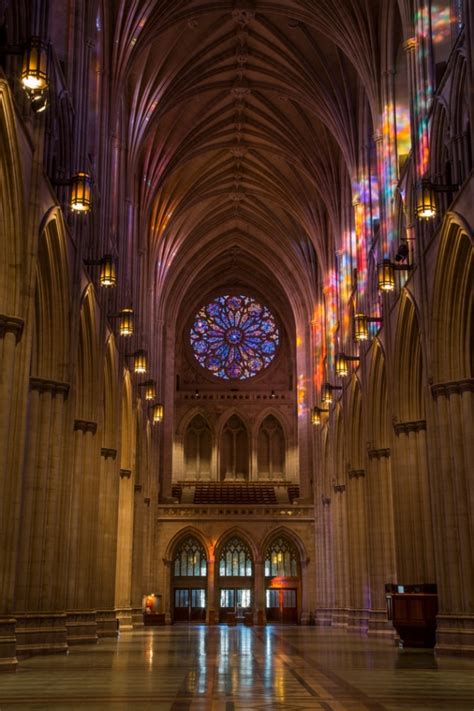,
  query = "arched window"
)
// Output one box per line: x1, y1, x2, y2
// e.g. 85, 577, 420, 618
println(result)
173, 537, 207, 577
220, 415, 249, 480
257, 415, 285, 479
219, 537, 252, 576
265, 536, 299, 577
184, 415, 212, 479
